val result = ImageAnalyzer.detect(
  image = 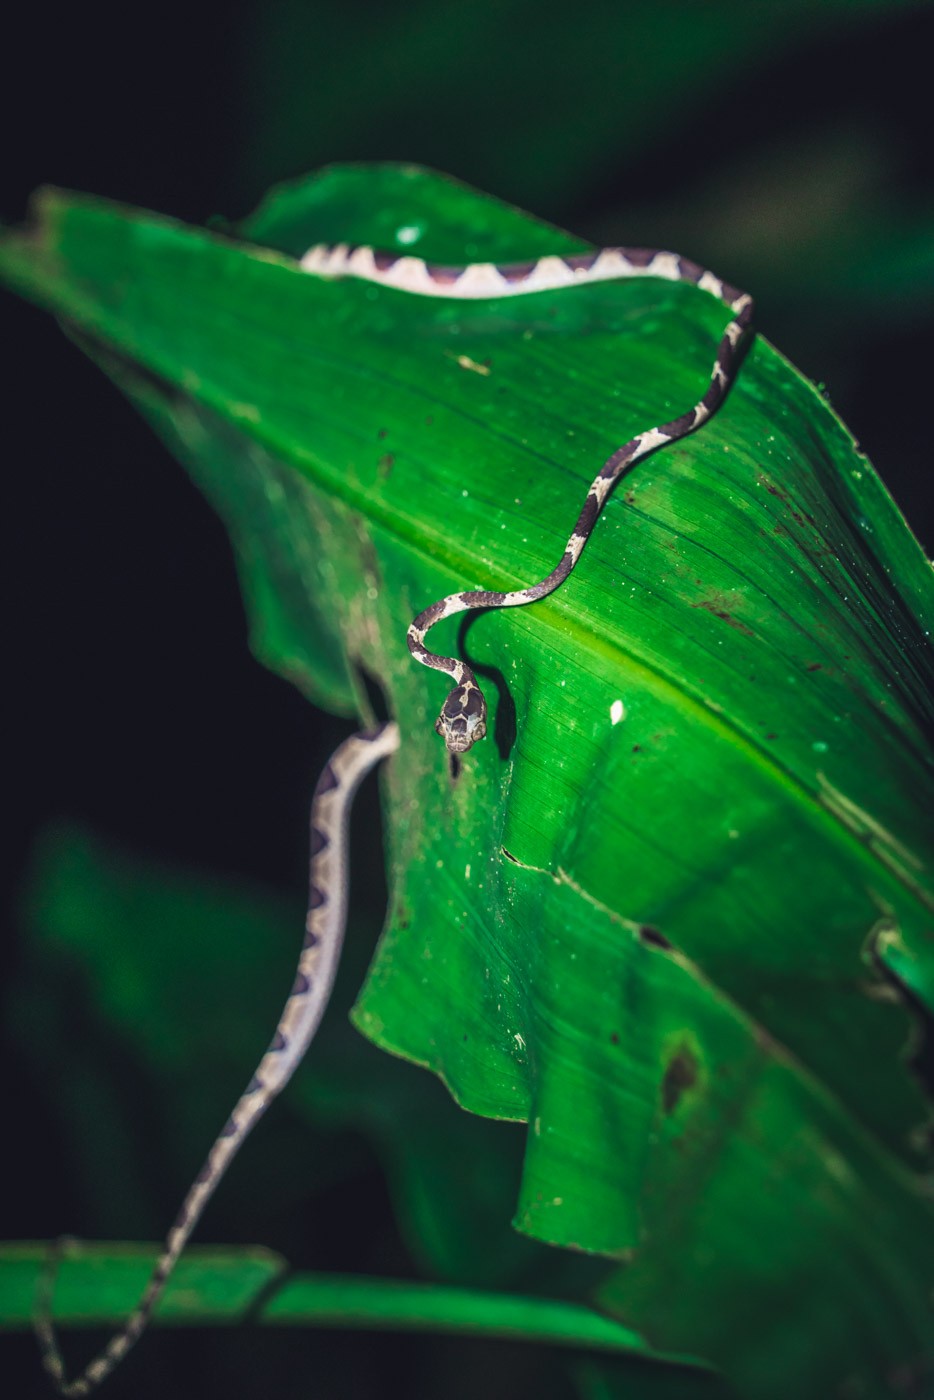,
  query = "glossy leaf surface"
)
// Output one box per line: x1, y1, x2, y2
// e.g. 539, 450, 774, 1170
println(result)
2, 164, 932, 1397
